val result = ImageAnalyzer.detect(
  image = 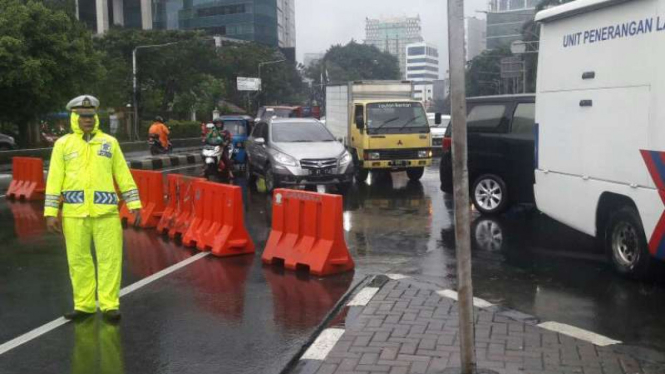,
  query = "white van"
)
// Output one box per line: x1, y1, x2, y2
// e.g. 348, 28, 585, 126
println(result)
534, 0, 665, 277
